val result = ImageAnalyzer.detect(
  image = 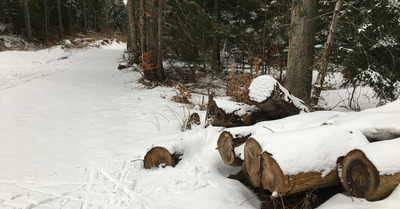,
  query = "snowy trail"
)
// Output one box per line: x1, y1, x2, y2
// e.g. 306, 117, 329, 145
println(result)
0, 43, 259, 209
